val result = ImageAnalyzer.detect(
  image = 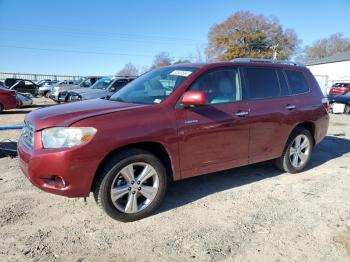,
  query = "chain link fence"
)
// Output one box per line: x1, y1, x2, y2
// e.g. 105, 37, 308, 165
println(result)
0, 72, 83, 82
